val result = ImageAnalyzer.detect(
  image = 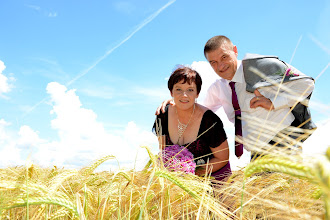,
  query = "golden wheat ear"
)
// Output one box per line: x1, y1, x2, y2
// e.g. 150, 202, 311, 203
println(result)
79, 155, 116, 176
3, 196, 79, 218
244, 147, 330, 219
244, 156, 314, 180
